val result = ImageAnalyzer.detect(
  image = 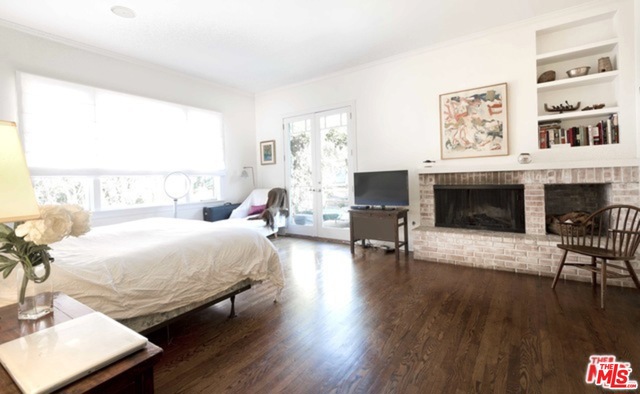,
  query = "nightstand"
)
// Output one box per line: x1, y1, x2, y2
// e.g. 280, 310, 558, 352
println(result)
0, 293, 163, 393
